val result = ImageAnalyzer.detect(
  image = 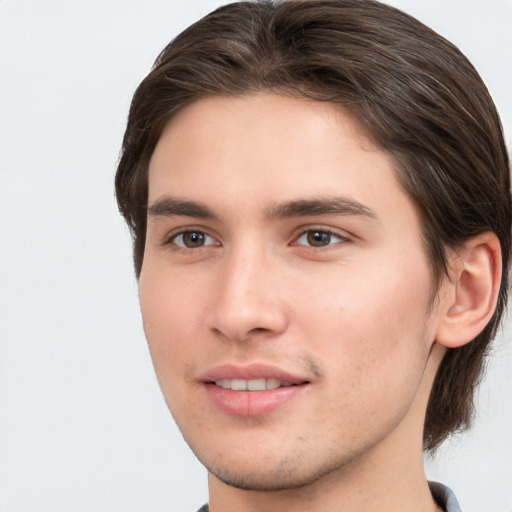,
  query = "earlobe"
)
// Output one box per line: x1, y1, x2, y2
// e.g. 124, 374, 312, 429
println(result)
436, 232, 502, 349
